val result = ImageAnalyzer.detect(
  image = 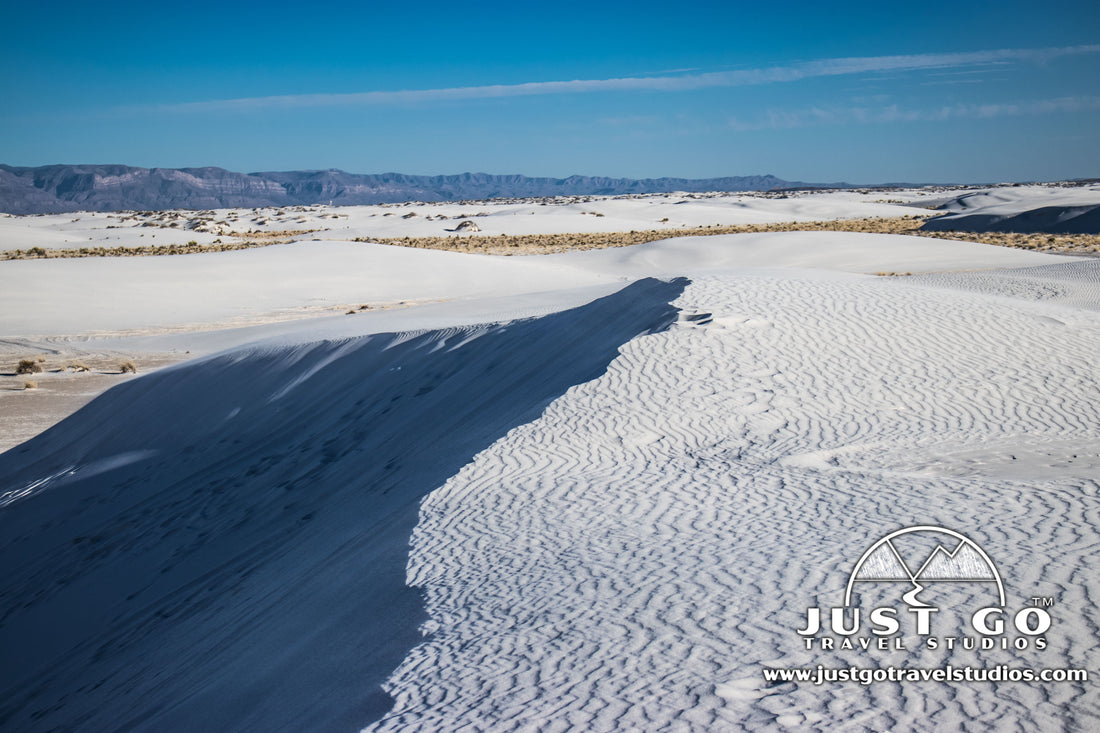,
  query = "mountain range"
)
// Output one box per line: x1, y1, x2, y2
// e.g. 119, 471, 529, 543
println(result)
0, 164, 814, 214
